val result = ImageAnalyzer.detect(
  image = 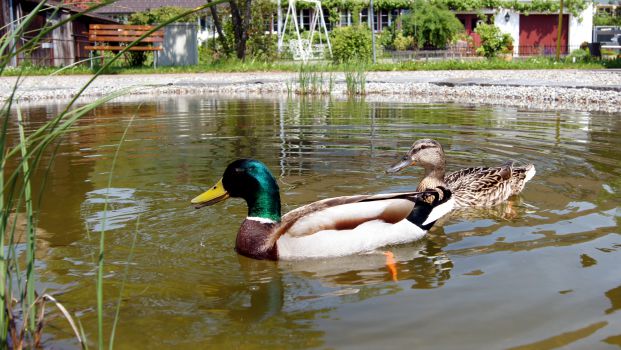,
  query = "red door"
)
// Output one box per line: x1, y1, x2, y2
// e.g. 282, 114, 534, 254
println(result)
456, 14, 482, 47
519, 14, 569, 55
